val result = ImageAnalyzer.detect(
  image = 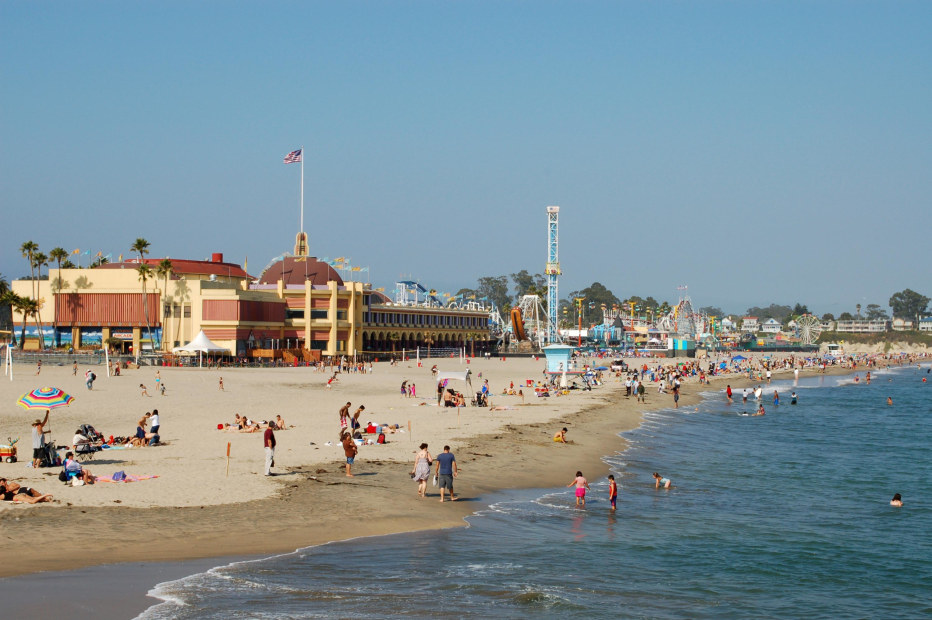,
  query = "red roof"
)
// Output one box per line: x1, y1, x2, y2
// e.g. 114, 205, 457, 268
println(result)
257, 256, 343, 287
96, 258, 250, 279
